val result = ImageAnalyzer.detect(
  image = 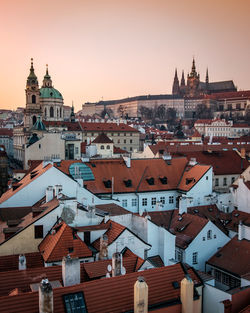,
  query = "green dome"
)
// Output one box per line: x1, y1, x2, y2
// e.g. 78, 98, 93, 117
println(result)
40, 87, 63, 100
